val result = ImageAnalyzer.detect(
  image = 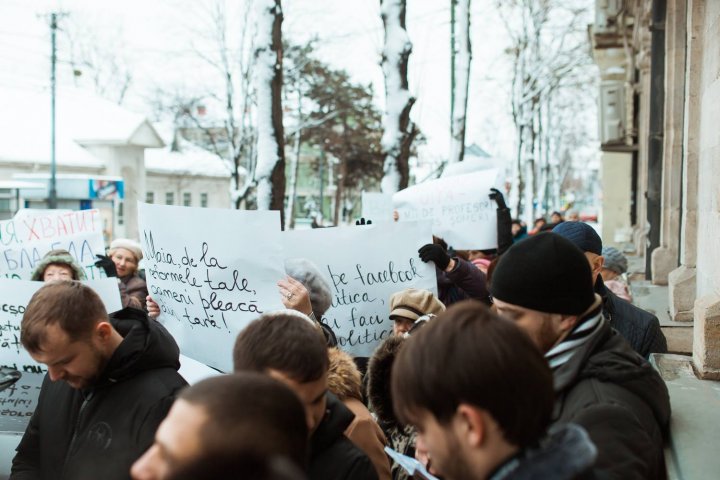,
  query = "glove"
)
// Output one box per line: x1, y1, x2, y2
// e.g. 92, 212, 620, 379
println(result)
95, 254, 118, 277
489, 188, 508, 210
418, 243, 451, 270
355, 218, 372, 225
